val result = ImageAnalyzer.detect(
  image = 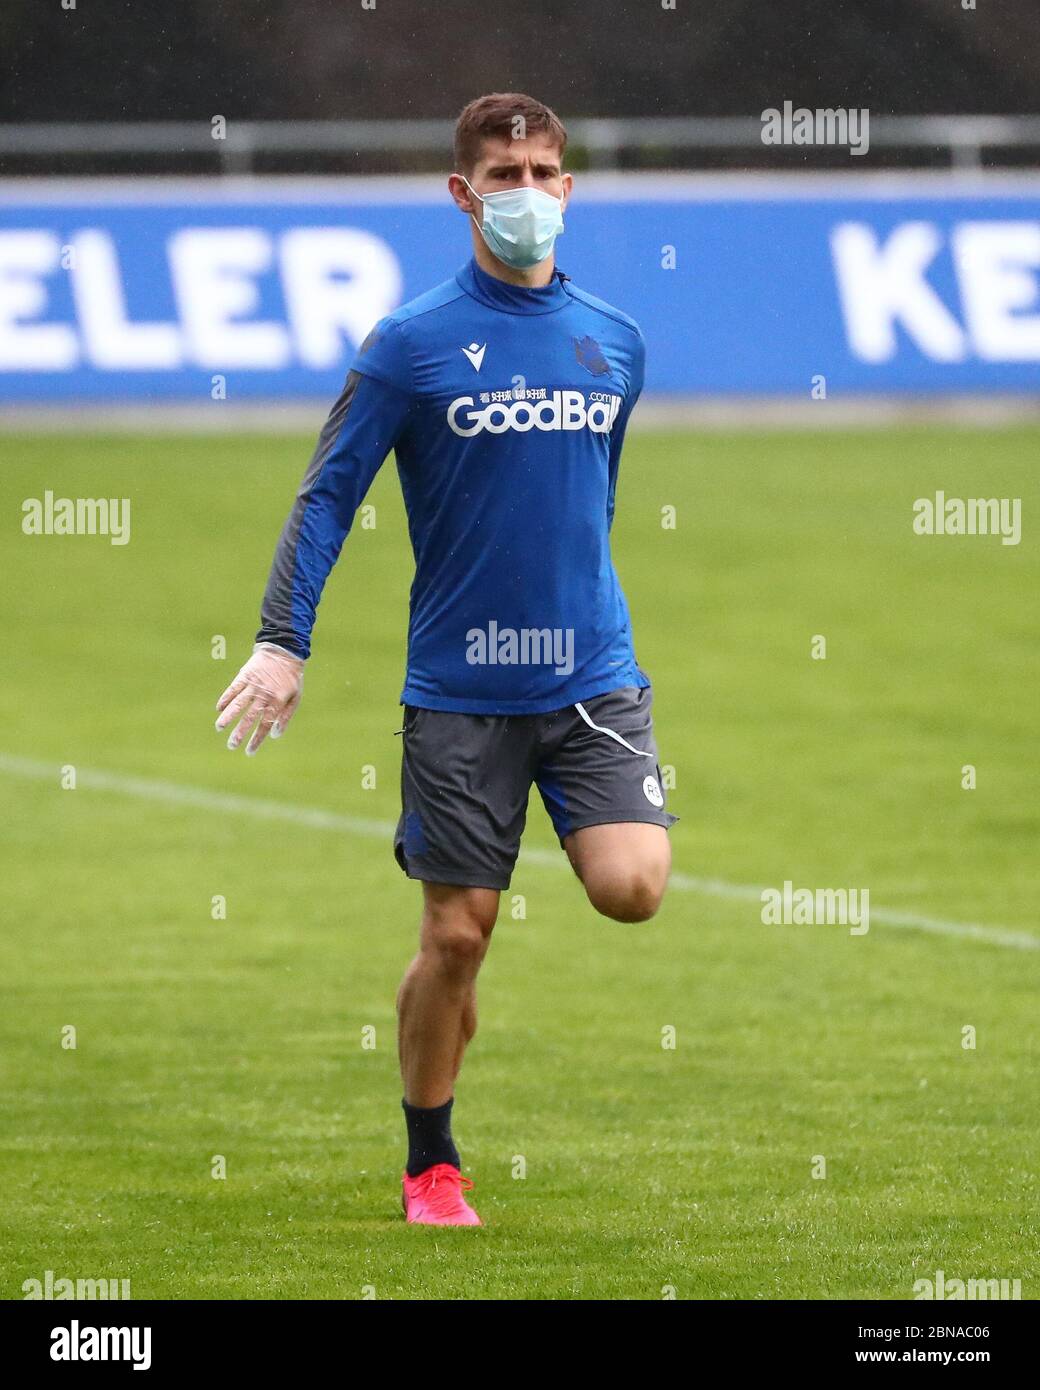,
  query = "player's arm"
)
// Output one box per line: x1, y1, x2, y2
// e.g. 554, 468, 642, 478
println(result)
606, 327, 646, 529
216, 321, 413, 755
